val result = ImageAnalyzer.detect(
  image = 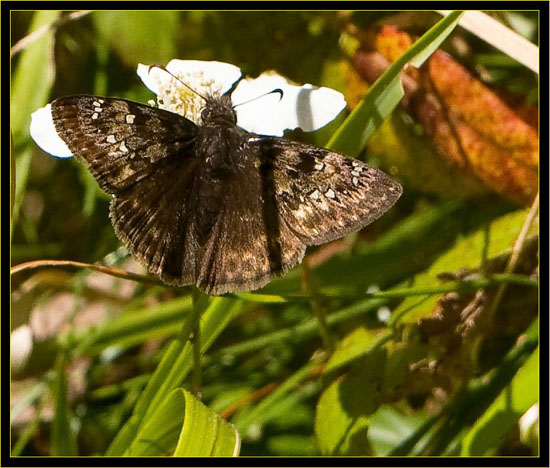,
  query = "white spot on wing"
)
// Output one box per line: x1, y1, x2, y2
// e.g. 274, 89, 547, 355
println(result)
325, 188, 335, 199
106, 135, 116, 144
353, 177, 359, 186
309, 189, 320, 200
92, 113, 99, 120
294, 207, 307, 219
318, 199, 330, 211
314, 162, 324, 171
119, 141, 129, 153
126, 114, 136, 124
